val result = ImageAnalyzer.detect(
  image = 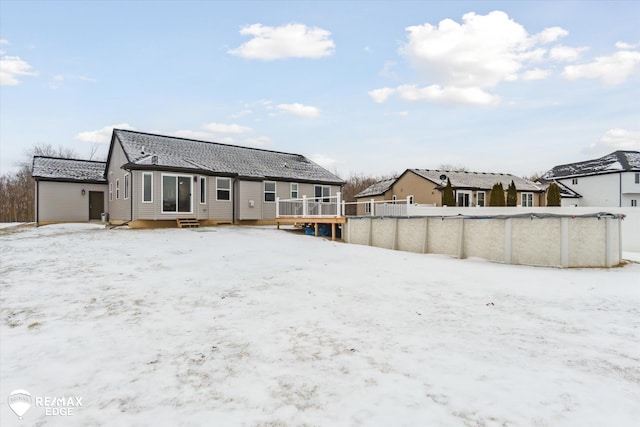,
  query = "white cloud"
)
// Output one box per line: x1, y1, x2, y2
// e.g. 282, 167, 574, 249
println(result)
75, 123, 135, 143
615, 41, 639, 50
521, 68, 551, 81
0, 55, 37, 86
242, 136, 272, 147
396, 84, 499, 106
372, 11, 569, 106
549, 45, 589, 62
203, 122, 252, 134
276, 103, 320, 118
49, 73, 96, 89
0, 39, 8, 45
587, 128, 640, 152
310, 154, 338, 170
228, 23, 335, 60
562, 49, 640, 85
379, 60, 397, 78
368, 87, 396, 103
